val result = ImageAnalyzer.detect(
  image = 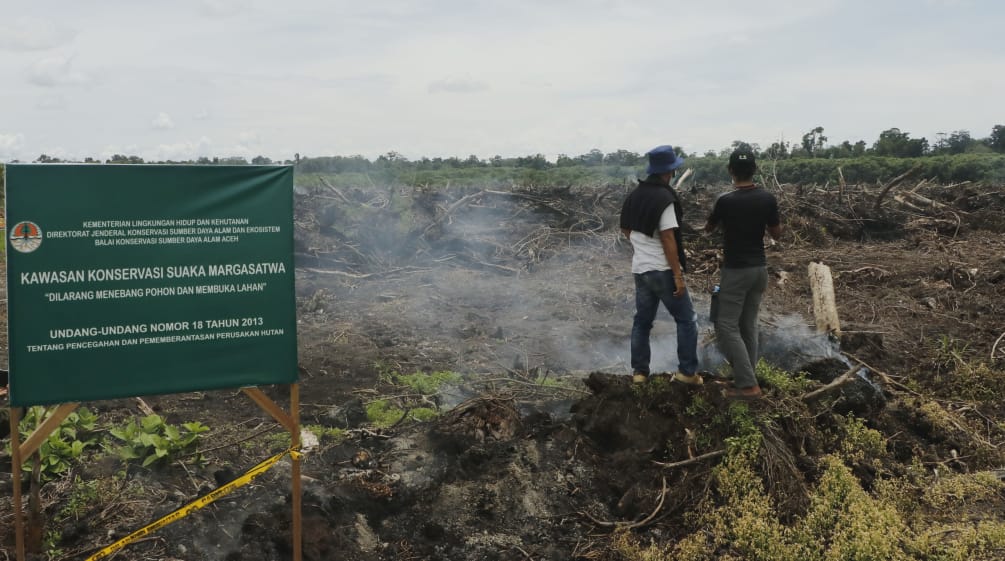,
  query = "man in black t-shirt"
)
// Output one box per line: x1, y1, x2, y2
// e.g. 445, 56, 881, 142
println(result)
705, 149, 782, 400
